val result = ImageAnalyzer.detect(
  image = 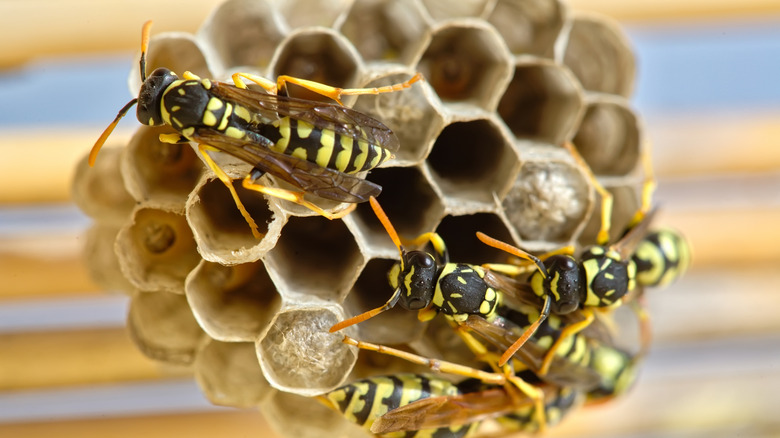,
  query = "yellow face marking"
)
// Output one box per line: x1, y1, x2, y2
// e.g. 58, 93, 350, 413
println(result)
549, 271, 562, 302
296, 120, 314, 139
388, 264, 400, 289
403, 266, 415, 297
